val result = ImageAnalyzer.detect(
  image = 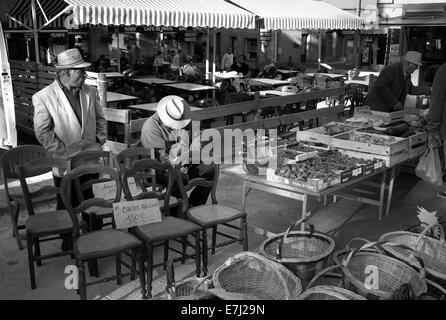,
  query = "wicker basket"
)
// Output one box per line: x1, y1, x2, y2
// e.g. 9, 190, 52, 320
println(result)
172, 276, 215, 300
341, 249, 427, 300
212, 251, 302, 300
298, 285, 366, 300
379, 224, 446, 282
259, 219, 335, 287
